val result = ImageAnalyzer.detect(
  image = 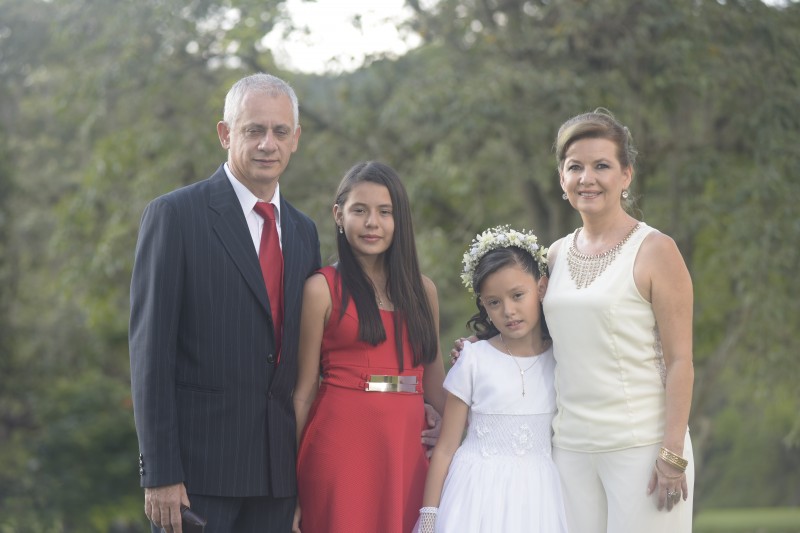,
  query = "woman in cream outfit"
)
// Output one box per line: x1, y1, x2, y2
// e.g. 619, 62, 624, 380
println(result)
542, 109, 694, 533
